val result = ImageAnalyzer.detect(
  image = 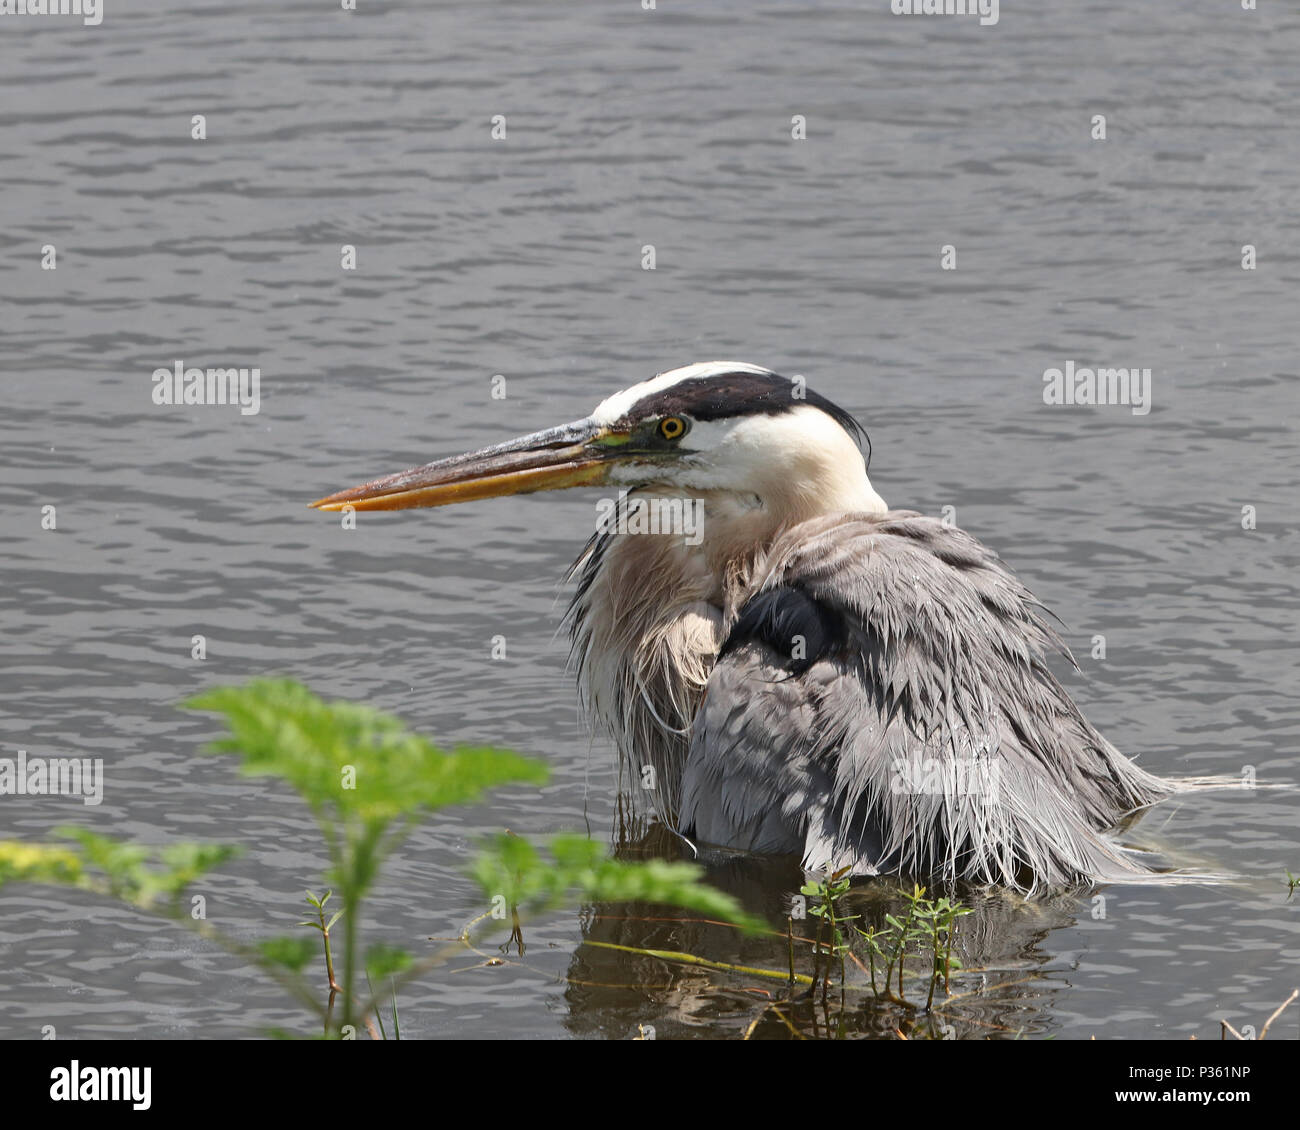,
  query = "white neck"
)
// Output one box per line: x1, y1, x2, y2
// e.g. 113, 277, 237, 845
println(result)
609, 406, 886, 583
